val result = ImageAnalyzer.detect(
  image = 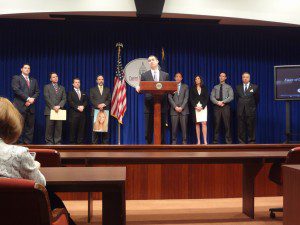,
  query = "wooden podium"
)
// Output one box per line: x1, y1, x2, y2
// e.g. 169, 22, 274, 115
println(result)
140, 81, 177, 144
